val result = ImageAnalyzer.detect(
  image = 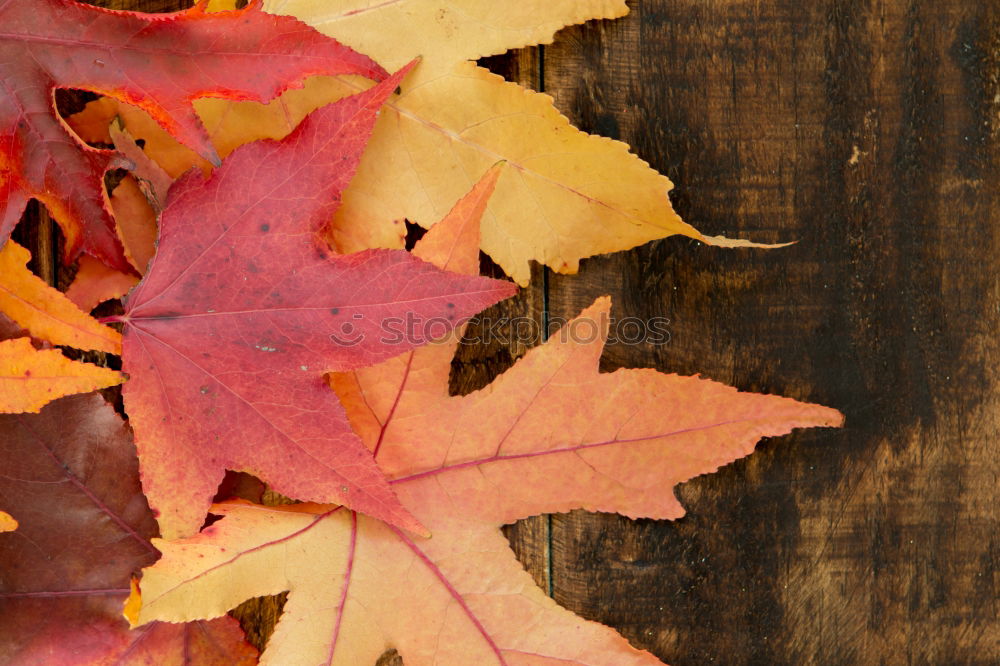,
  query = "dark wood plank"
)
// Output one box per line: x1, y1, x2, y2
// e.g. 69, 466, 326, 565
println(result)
87, 0, 192, 11
536, 0, 1000, 663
